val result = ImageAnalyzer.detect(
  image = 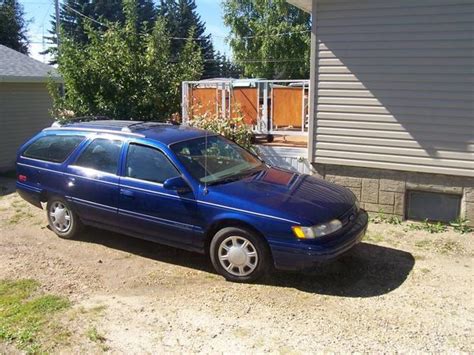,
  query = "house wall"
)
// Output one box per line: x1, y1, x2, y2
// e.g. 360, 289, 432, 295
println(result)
0, 82, 53, 171
312, 0, 474, 178
312, 164, 474, 226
